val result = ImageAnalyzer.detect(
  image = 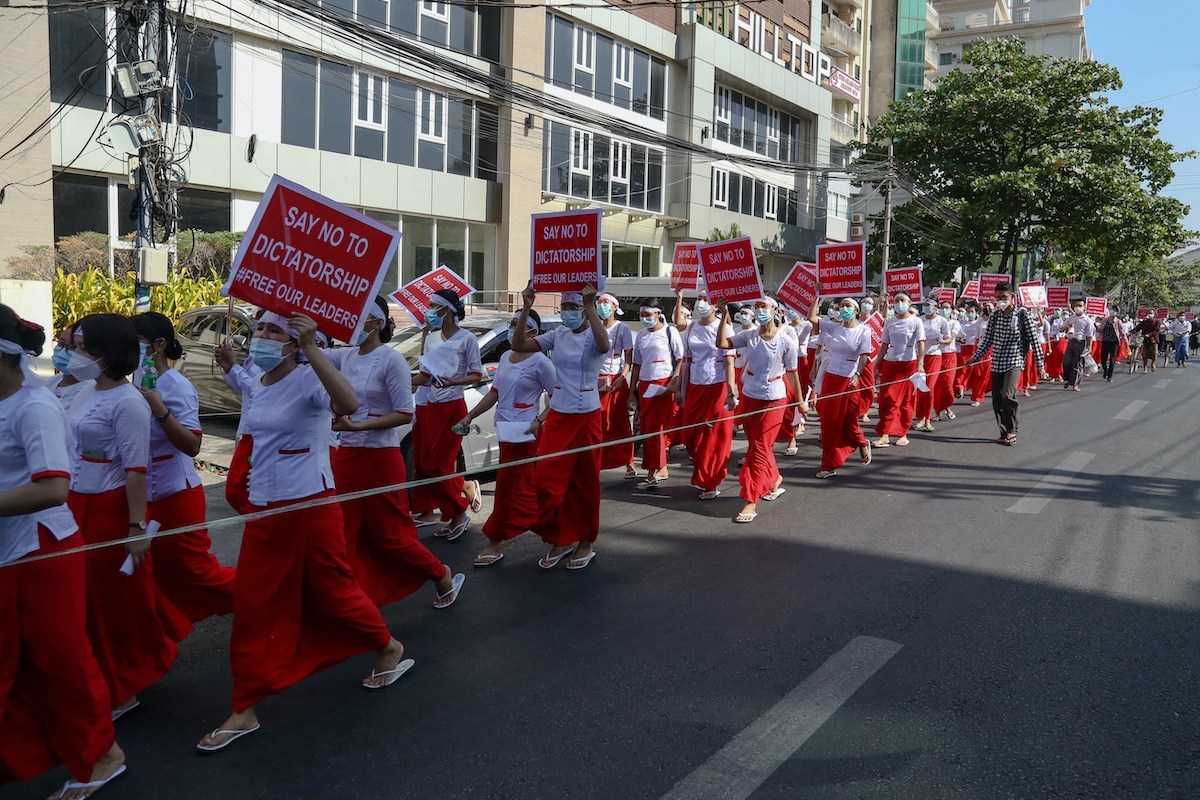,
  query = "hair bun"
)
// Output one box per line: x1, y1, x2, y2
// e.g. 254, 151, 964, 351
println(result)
18, 317, 46, 356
